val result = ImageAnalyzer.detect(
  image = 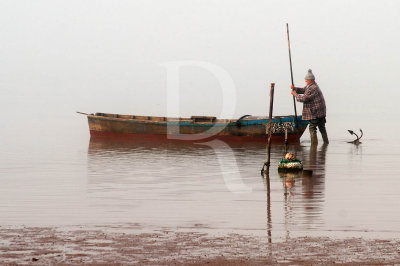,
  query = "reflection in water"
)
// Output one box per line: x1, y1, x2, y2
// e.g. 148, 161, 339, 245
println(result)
260, 142, 327, 242
198, 140, 252, 194
2, 122, 400, 238
276, 144, 327, 240
349, 141, 363, 156
278, 171, 302, 241
87, 136, 328, 238
303, 144, 327, 224
87, 137, 271, 227
262, 172, 272, 244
